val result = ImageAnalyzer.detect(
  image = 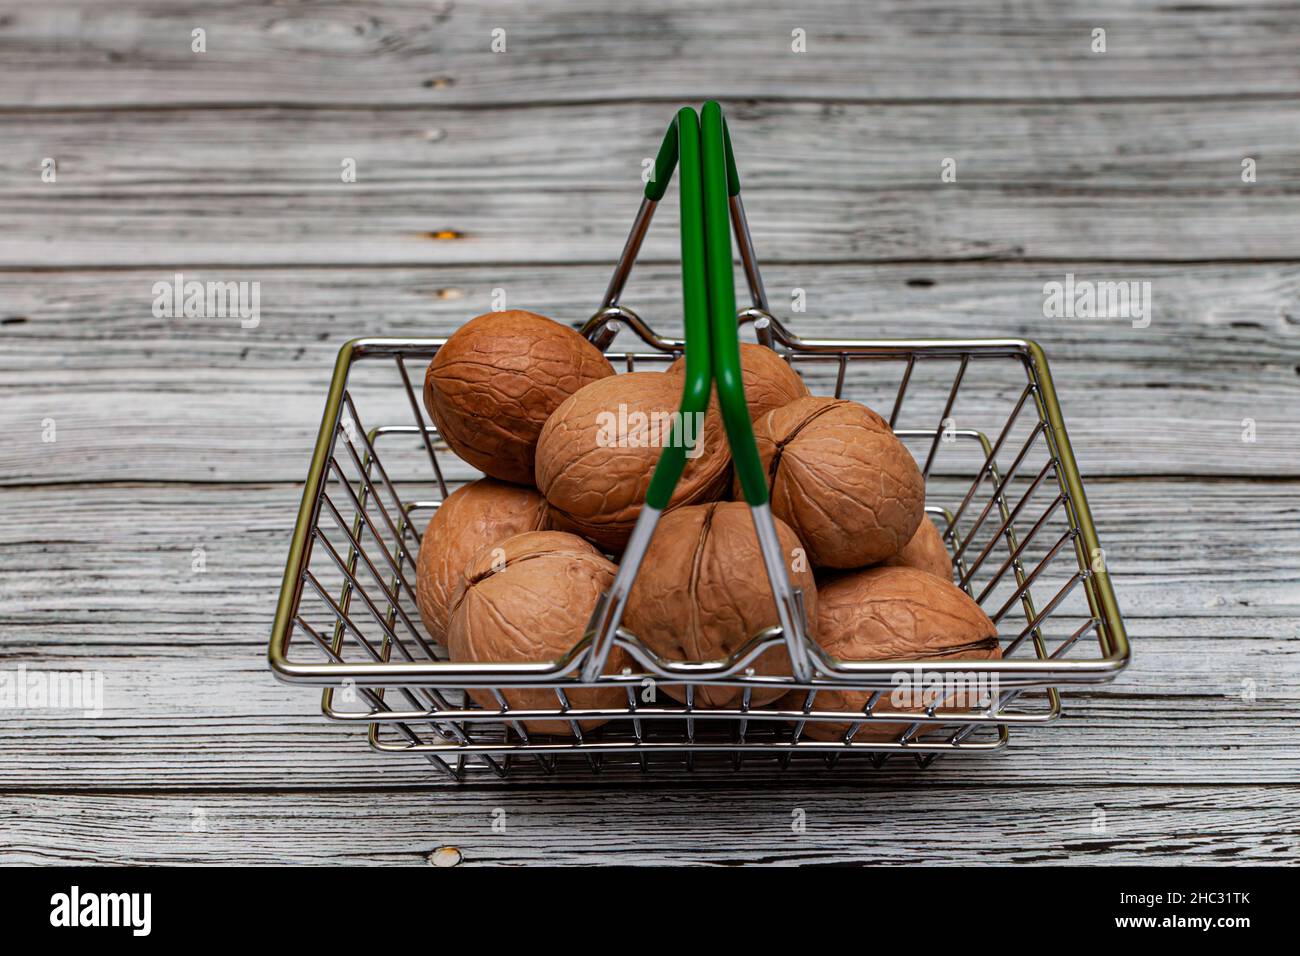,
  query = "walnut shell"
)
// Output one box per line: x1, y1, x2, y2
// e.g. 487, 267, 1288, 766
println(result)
423, 310, 614, 485
446, 531, 625, 735
667, 342, 809, 422
535, 371, 732, 552
624, 501, 818, 708
747, 396, 925, 568
881, 515, 952, 581
414, 479, 549, 643
781, 566, 1001, 741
